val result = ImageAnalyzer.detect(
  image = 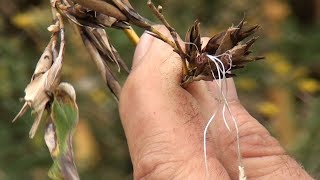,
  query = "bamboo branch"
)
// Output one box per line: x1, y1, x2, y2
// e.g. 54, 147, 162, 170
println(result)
123, 27, 140, 45
147, 0, 188, 75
